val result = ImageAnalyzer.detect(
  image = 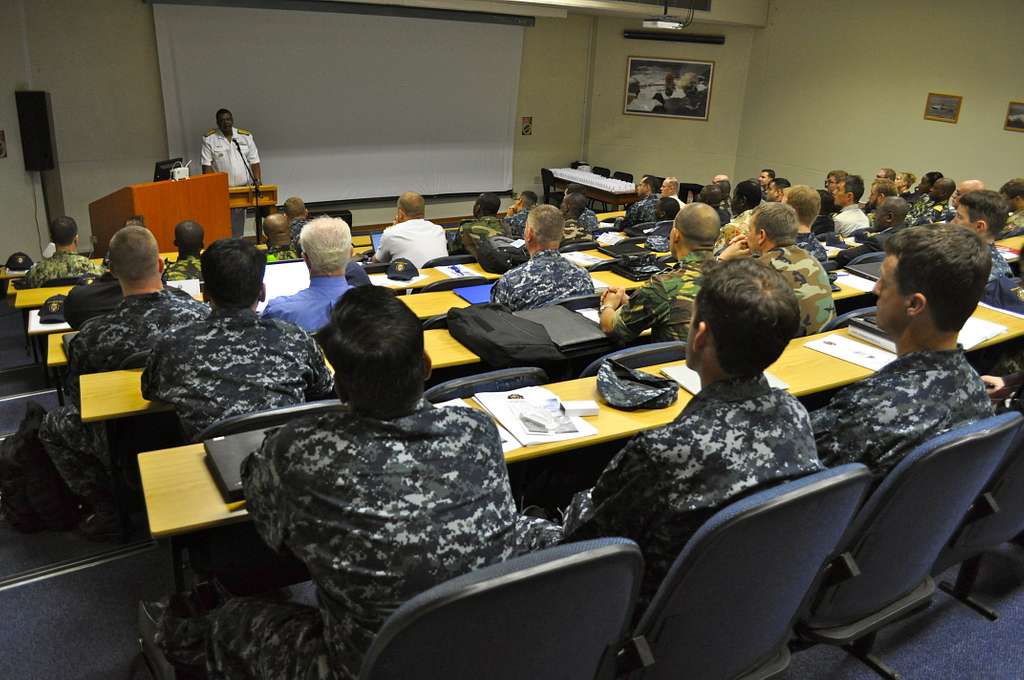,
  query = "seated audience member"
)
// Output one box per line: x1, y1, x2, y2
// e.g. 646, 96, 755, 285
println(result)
783, 185, 828, 262
953, 190, 1013, 282
458, 192, 507, 257
895, 171, 917, 202
834, 197, 910, 267
163, 221, 204, 281
560, 192, 593, 243
284, 196, 312, 249
758, 168, 776, 201
812, 225, 993, 476
908, 177, 956, 226
564, 183, 599, 232
831, 174, 869, 236
504, 189, 538, 238
373, 192, 446, 268
618, 176, 660, 230
23, 216, 104, 288
721, 202, 835, 335
562, 258, 821, 605
714, 177, 732, 212
875, 167, 897, 182
715, 179, 762, 249
40, 226, 209, 539
626, 197, 681, 238
262, 214, 299, 262
262, 217, 353, 331
599, 202, 719, 344
142, 238, 334, 440
953, 179, 985, 209
906, 171, 944, 210
490, 205, 595, 311
765, 177, 791, 203
698, 184, 730, 226
660, 177, 685, 207
999, 178, 1024, 236
812, 189, 836, 235
64, 216, 145, 327
712, 173, 730, 184
824, 169, 848, 196
864, 179, 898, 224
